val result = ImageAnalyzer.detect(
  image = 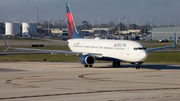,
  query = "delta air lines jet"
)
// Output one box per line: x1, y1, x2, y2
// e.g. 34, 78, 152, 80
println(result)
3, 3, 177, 69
